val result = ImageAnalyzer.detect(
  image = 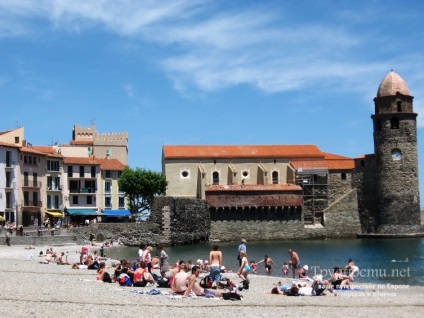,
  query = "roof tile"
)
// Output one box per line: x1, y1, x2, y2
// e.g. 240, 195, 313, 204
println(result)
163, 145, 324, 159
